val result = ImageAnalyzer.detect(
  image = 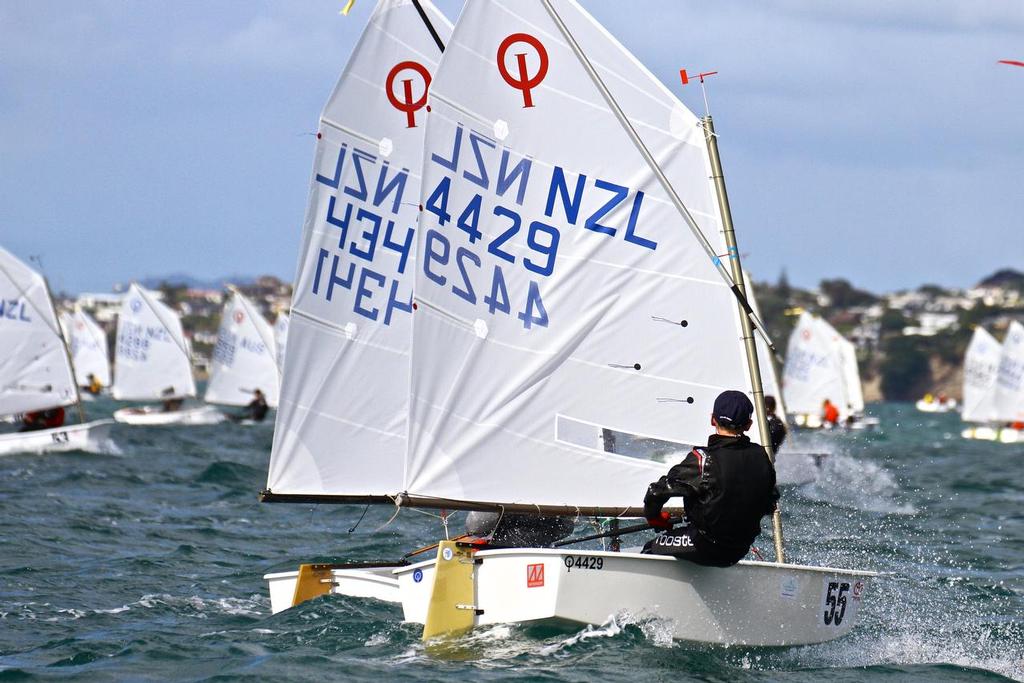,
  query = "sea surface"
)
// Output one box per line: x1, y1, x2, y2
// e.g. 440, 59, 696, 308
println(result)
1, 401, 1021, 682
